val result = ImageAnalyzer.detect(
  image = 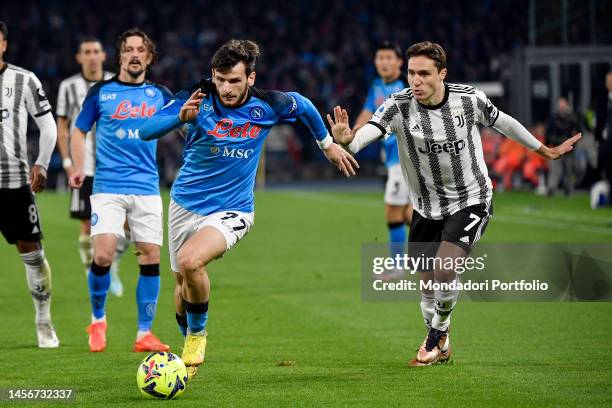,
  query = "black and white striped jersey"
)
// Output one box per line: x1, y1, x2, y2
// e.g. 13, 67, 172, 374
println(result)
369, 82, 498, 220
0, 64, 52, 189
56, 71, 113, 177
